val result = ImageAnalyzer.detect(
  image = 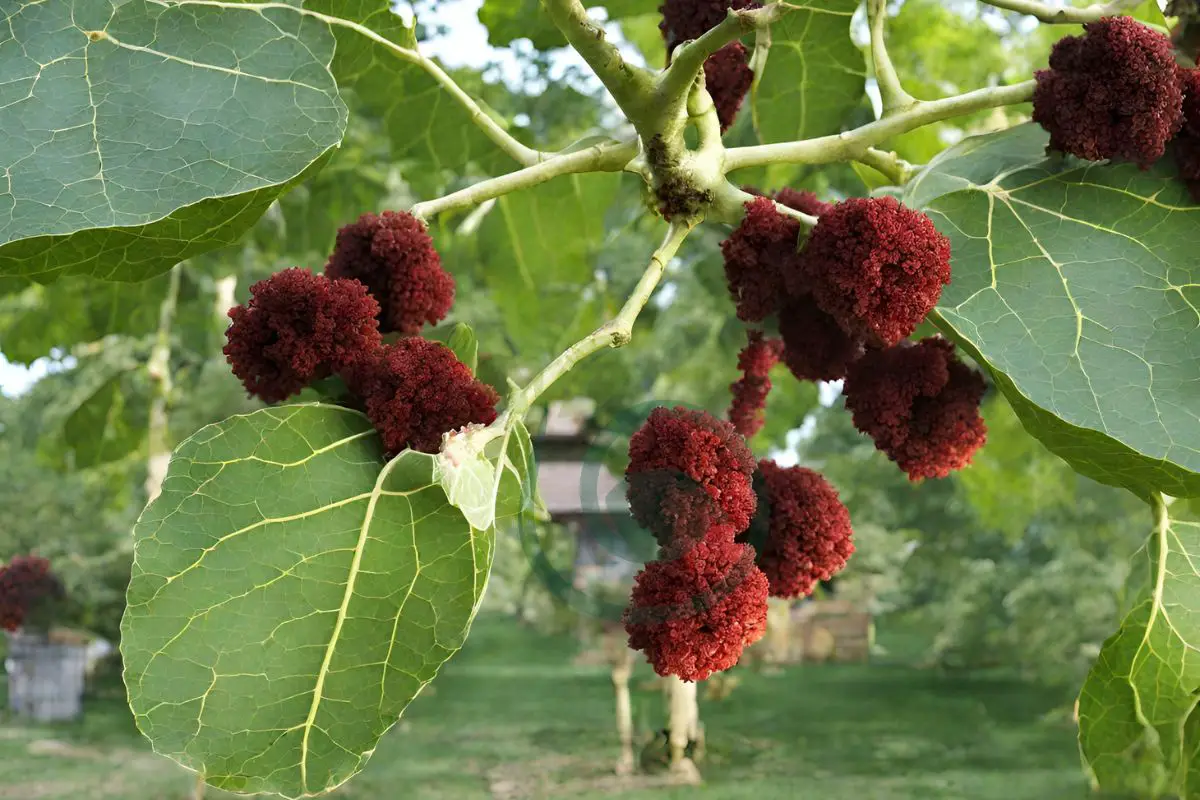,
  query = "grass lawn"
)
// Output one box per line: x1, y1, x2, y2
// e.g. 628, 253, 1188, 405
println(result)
0, 615, 1095, 799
